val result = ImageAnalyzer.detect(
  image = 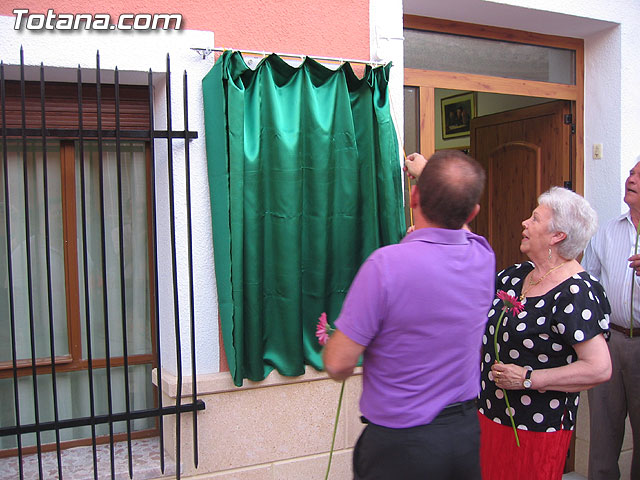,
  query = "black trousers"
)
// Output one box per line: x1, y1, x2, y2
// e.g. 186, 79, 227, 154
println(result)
353, 400, 481, 480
